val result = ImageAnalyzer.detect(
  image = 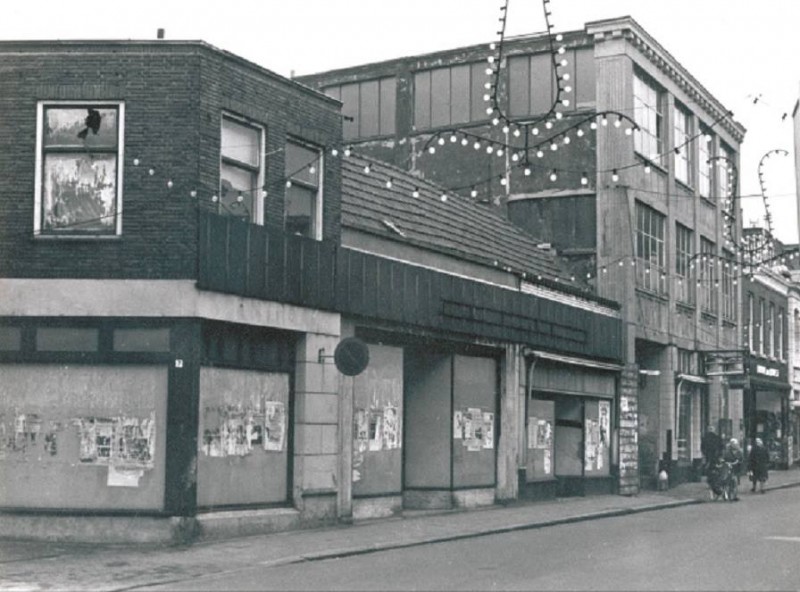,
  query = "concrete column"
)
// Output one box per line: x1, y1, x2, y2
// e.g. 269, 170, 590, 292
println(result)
496, 344, 520, 501
618, 364, 640, 495
293, 332, 341, 523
